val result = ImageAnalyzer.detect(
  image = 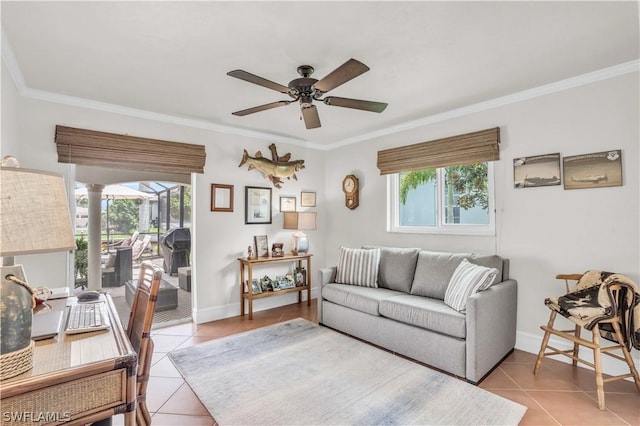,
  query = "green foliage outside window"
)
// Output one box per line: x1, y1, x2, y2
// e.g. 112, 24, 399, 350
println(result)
399, 163, 488, 210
